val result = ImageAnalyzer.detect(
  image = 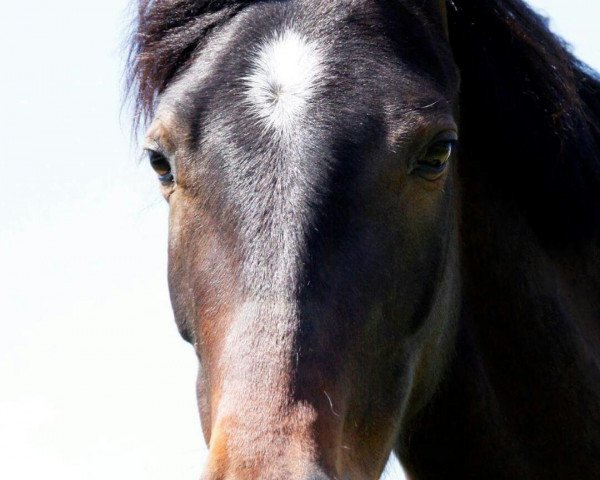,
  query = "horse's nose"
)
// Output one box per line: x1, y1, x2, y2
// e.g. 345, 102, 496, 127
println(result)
200, 451, 334, 480
200, 468, 333, 480
200, 395, 343, 480
201, 473, 332, 480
